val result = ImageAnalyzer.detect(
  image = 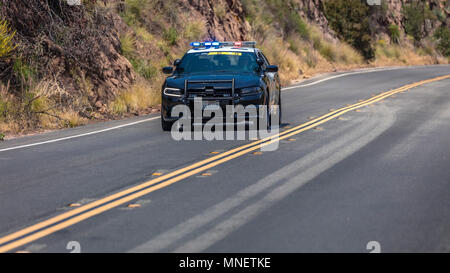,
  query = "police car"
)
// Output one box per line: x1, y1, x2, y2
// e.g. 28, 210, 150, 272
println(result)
160, 41, 281, 131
